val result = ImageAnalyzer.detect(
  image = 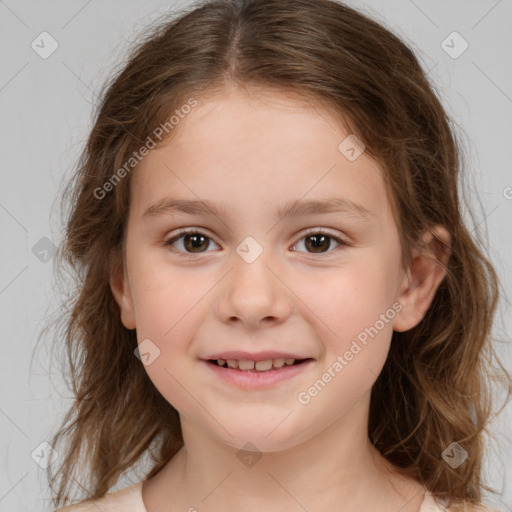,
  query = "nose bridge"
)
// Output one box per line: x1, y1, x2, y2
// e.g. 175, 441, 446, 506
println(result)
233, 239, 273, 288
216, 236, 292, 326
